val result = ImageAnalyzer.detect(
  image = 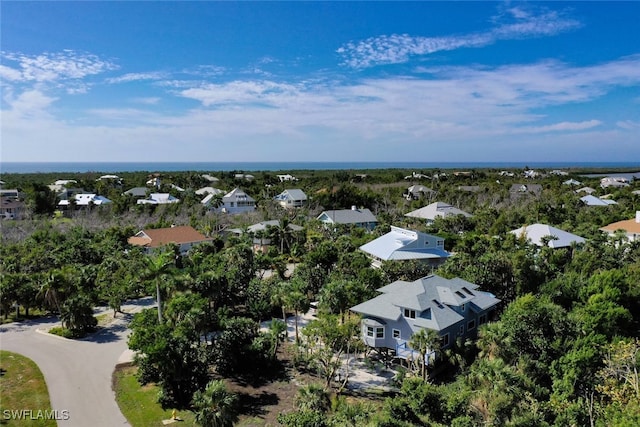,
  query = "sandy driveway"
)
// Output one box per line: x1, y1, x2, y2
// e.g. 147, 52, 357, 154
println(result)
0, 297, 155, 427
